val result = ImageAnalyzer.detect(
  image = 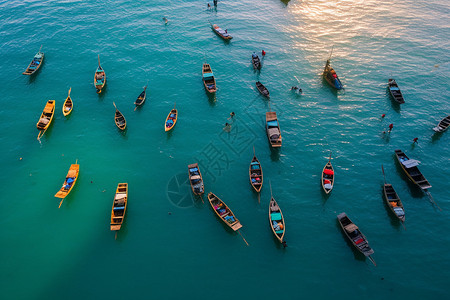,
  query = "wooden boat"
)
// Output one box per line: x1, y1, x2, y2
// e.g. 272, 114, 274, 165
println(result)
94, 55, 106, 94
269, 196, 286, 245
165, 104, 177, 132
383, 183, 405, 223
388, 79, 405, 104
188, 163, 204, 196
23, 46, 44, 75
134, 85, 147, 109
256, 81, 269, 98
337, 212, 375, 265
321, 153, 334, 194
55, 161, 80, 208
36, 100, 55, 140
211, 23, 232, 40
433, 115, 450, 132
207, 192, 242, 231
249, 148, 263, 194
62, 87, 73, 116
110, 183, 128, 231
394, 149, 431, 190
251, 52, 261, 70
323, 58, 343, 90
113, 102, 126, 130
266, 111, 282, 147
202, 63, 216, 93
